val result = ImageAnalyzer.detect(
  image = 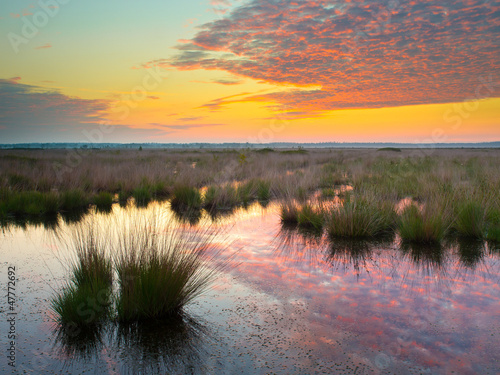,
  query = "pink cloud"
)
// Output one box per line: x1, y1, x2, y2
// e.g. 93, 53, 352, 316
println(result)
144, 0, 500, 118
35, 43, 52, 50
